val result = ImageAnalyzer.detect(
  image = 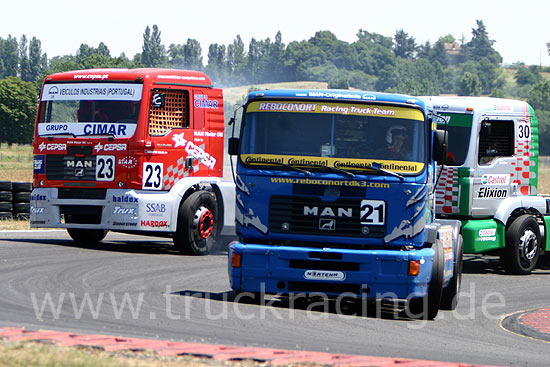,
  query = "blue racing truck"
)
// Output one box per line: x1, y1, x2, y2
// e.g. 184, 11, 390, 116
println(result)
227, 90, 462, 319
